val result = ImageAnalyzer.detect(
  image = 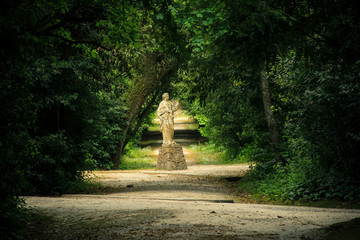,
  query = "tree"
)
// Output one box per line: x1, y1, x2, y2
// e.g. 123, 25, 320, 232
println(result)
174, 0, 360, 200
174, 0, 291, 162
111, 52, 177, 168
0, 0, 181, 237
108, 0, 187, 168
